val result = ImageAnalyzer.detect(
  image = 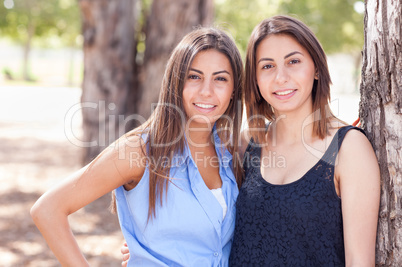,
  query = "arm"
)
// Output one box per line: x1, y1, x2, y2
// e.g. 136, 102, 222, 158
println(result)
30, 135, 146, 266
336, 130, 380, 266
